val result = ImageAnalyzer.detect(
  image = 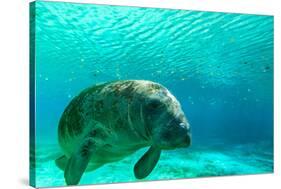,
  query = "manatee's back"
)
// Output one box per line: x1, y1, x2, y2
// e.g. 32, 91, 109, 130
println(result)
58, 83, 108, 156
58, 80, 148, 155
